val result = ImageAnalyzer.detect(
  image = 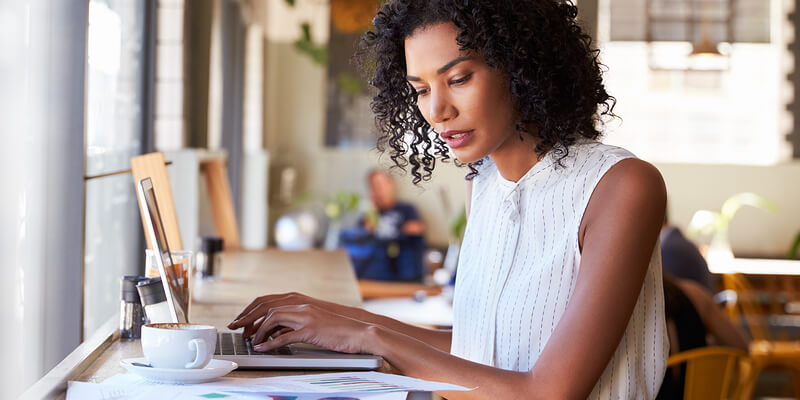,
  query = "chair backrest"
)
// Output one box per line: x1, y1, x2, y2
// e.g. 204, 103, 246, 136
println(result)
780, 275, 800, 308
201, 159, 240, 250
722, 273, 769, 341
131, 152, 184, 251
667, 346, 749, 400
